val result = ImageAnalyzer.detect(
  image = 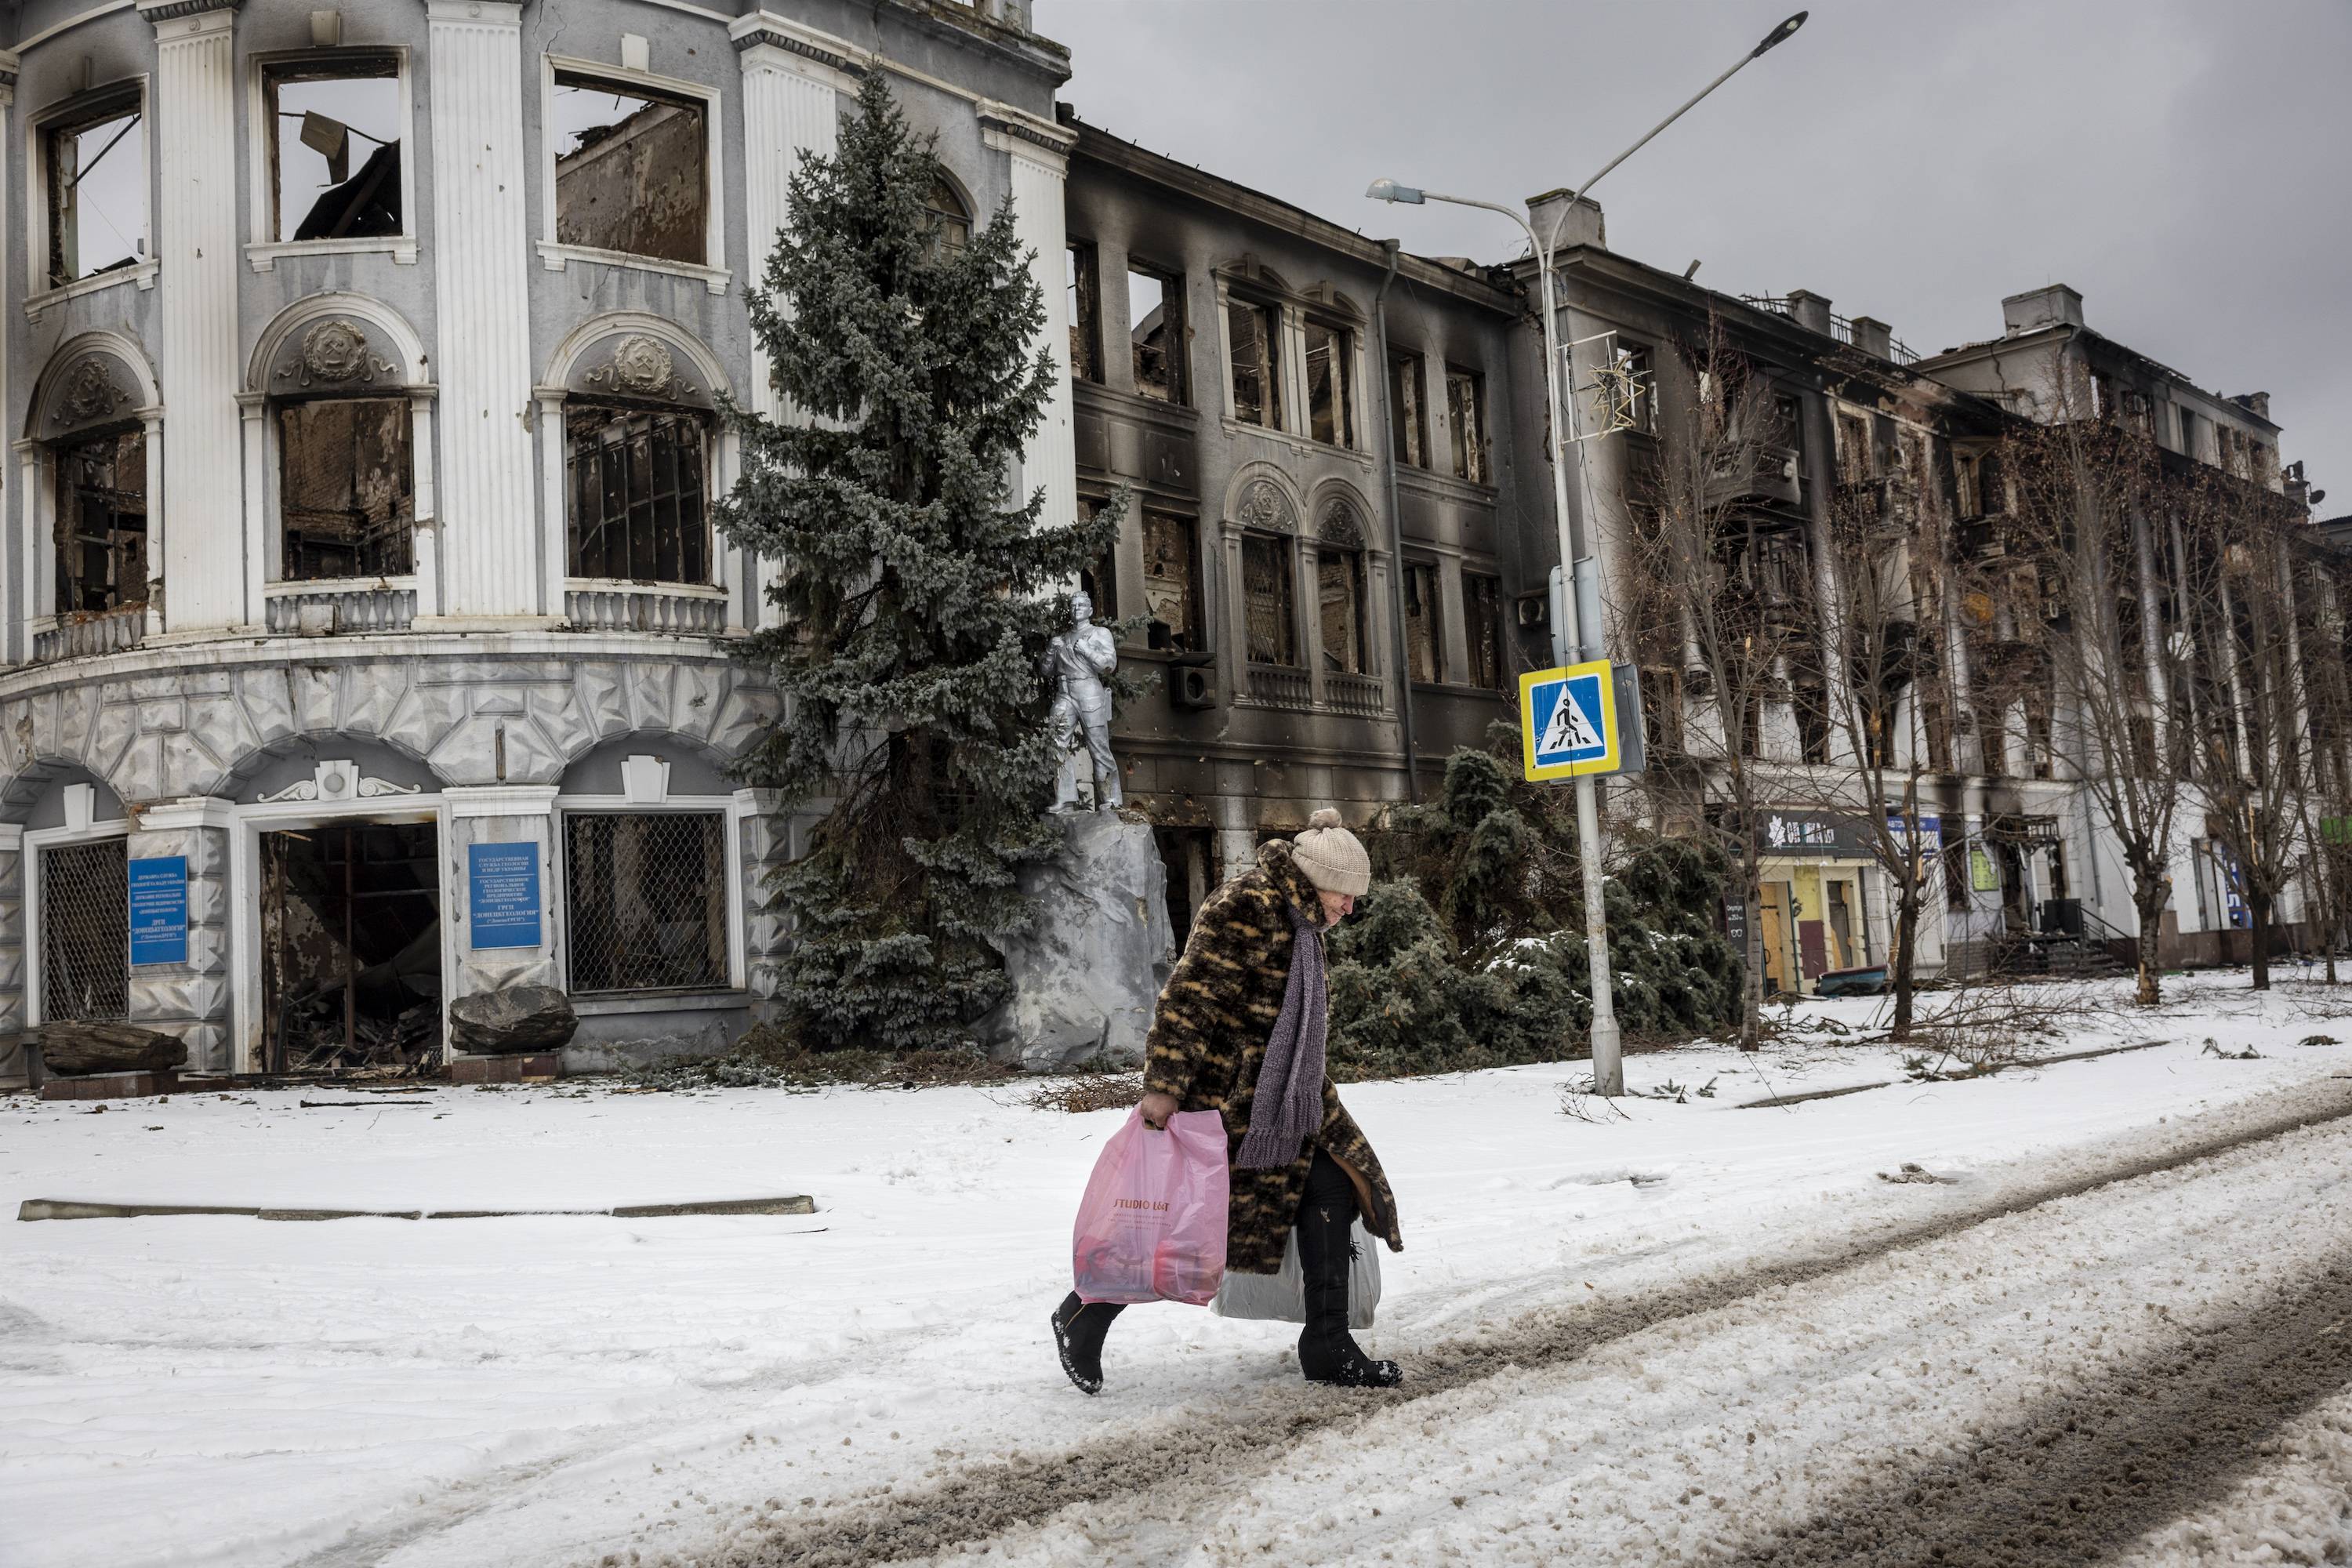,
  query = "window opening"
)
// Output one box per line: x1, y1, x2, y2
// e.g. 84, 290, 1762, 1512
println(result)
924, 176, 969, 254
1617, 343, 1655, 433
266, 57, 401, 242
1403, 561, 1439, 683
1836, 409, 1874, 485
1388, 352, 1425, 468
565, 811, 729, 993
1317, 548, 1367, 673
1142, 511, 1202, 653
1241, 534, 1298, 666
55, 428, 149, 615
1445, 366, 1486, 483
551, 71, 708, 265
1065, 243, 1100, 382
1228, 297, 1279, 430
278, 397, 414, 579
1304, 320, 1355, 447
1077, 497, 1116, 619
1465, 573, 1504, 690
45, 96, 147, 289
566, 404, 710, 583
260, 822, 442, 1073
1128, 266, 1184, 403
41, 839, 128, 1024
